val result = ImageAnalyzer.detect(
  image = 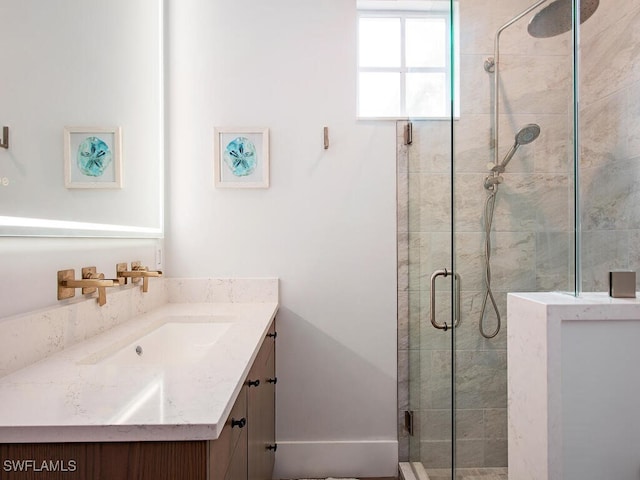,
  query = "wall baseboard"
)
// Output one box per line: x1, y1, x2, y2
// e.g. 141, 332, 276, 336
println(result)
272, 440, 398, 479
